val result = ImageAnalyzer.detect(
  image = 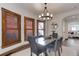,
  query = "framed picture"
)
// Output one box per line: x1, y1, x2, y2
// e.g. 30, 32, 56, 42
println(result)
24, 17, 35, 41
2, 8, 21, 48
